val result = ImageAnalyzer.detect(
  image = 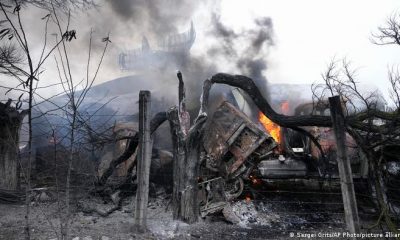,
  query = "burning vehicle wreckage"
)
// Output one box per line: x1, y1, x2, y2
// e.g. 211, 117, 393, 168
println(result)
94, 72, 366, 222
